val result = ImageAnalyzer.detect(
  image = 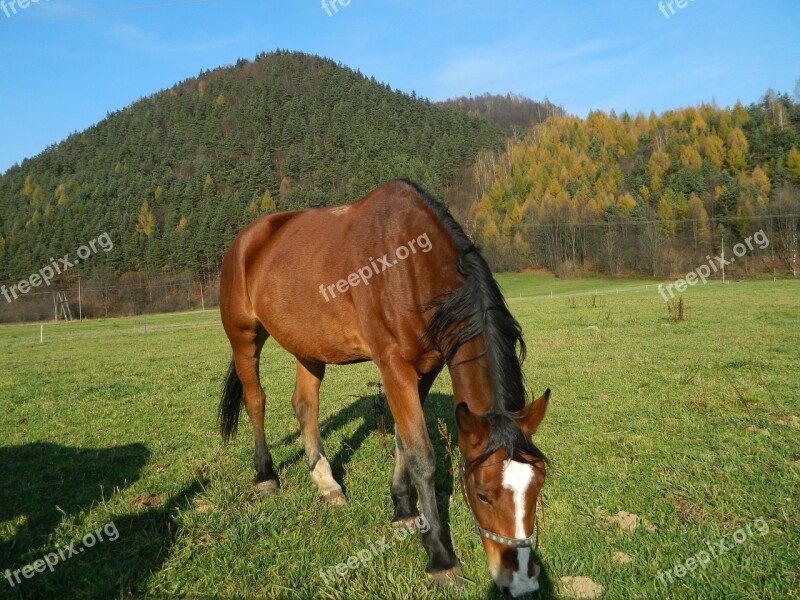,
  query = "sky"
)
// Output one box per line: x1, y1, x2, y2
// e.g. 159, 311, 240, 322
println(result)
1, 0, 798, 173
